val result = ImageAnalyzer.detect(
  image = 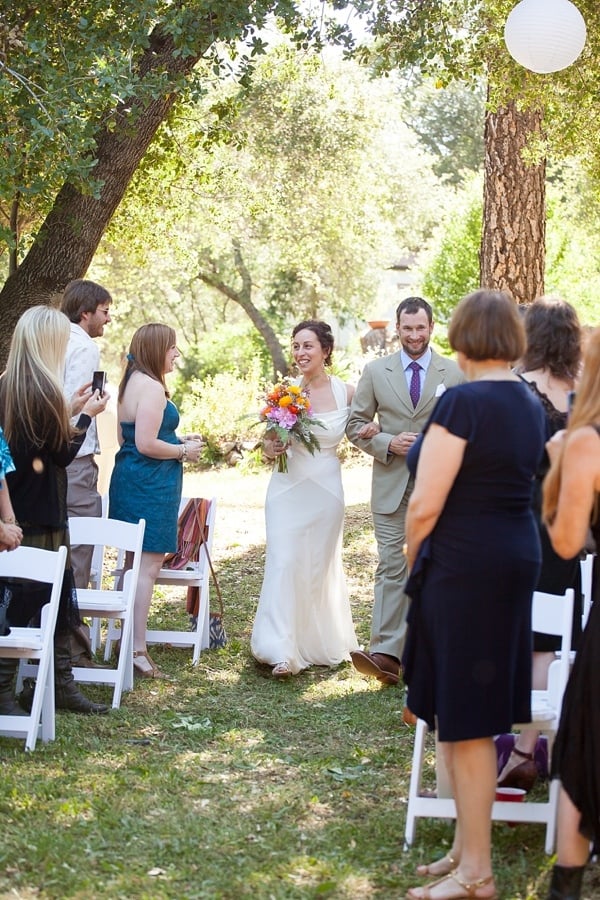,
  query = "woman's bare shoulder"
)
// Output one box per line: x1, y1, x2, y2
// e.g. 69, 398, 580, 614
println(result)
565, 425, 600, 467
